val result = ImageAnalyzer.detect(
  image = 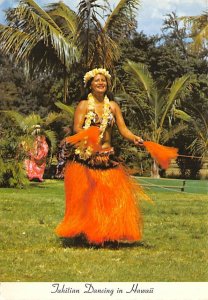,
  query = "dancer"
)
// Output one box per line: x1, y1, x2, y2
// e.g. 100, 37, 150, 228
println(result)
25, 133, 48, 182
55, 68, 150, 245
